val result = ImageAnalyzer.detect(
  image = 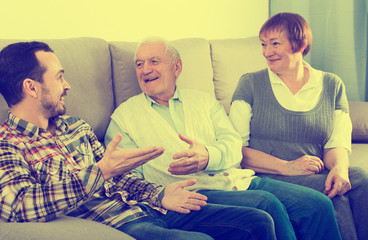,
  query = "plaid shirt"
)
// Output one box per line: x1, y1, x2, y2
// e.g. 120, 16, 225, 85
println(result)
0, 112, 166, 228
